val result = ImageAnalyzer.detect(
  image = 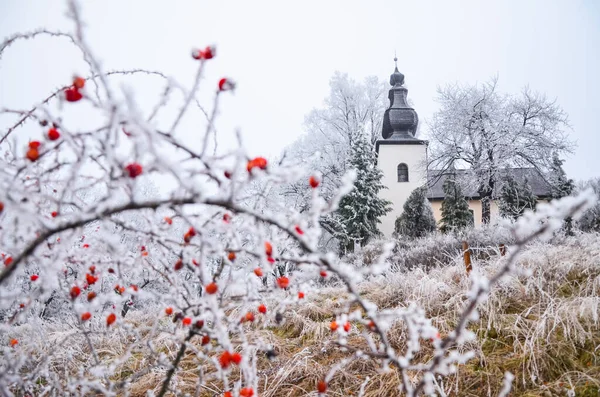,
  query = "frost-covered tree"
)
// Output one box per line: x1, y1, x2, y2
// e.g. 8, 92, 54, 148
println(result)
427, 77, 573, 224
394, 187, 436, 238
439, 173, 473, 232
577, 178, 600, 232
549, 153, 575, 234
498, 176, 537, 220
279, 72, 387, 218
329, 133, 391, 253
